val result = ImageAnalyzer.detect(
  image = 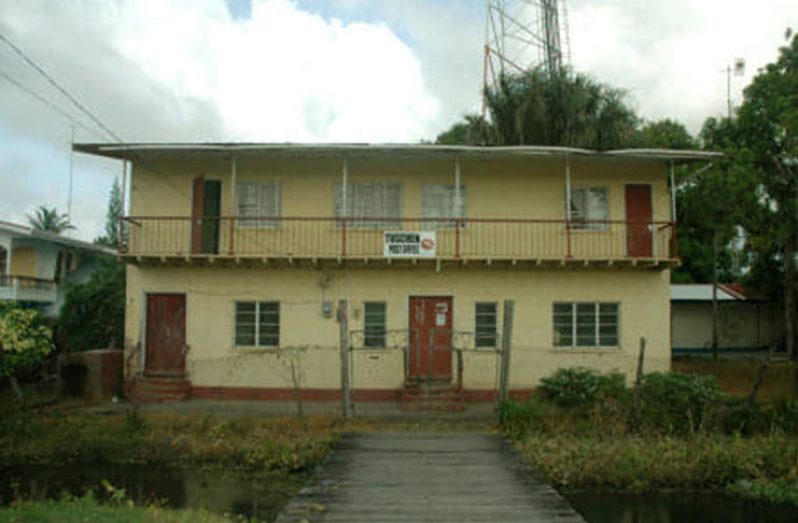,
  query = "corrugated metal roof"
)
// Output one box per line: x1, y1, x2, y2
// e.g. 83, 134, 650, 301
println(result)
670, 284, 745, 302
0, 220, 115, 255
73, 142, 720, 163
